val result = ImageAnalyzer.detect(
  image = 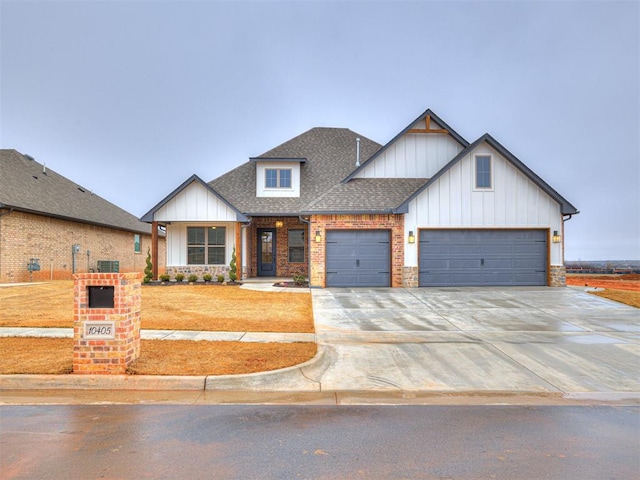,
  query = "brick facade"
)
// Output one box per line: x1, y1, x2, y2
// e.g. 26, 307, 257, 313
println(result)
247, 216, 309, 279
310, 214, 405, 288
73, 273, 142, 374
0, 209, 165, 283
